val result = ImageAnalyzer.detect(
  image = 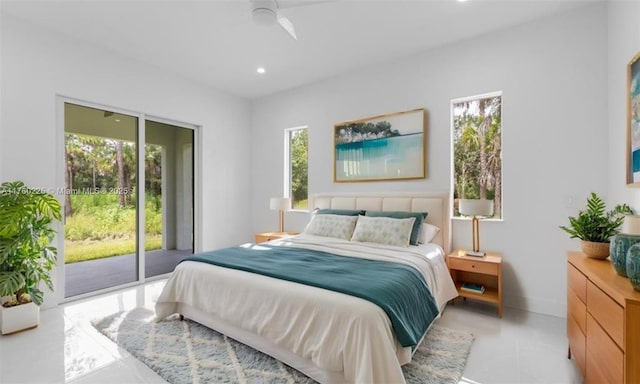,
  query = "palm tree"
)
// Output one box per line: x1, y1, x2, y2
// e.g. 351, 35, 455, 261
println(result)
115, 140, 125, 207
453, 96, 502, 218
